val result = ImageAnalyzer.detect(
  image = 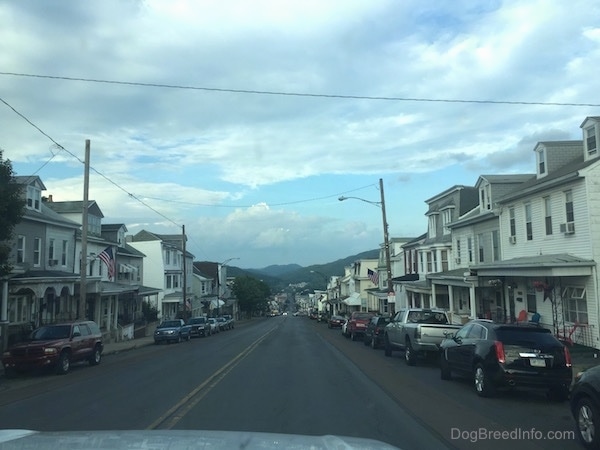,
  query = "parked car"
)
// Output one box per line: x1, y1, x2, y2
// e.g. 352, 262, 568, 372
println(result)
570, 364, 600, 449
2, 321, 103, 377
208, 318, 220, 334
327, 315, 345, 329
216, 317, 230, 331
154, 319, 191, 344
345, 311, 374, 341
223, 314, 235, 329
439, 320, 572, 400
364, 316, 391, 349
185, 317, 211, 337
384, 308, 462, 365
